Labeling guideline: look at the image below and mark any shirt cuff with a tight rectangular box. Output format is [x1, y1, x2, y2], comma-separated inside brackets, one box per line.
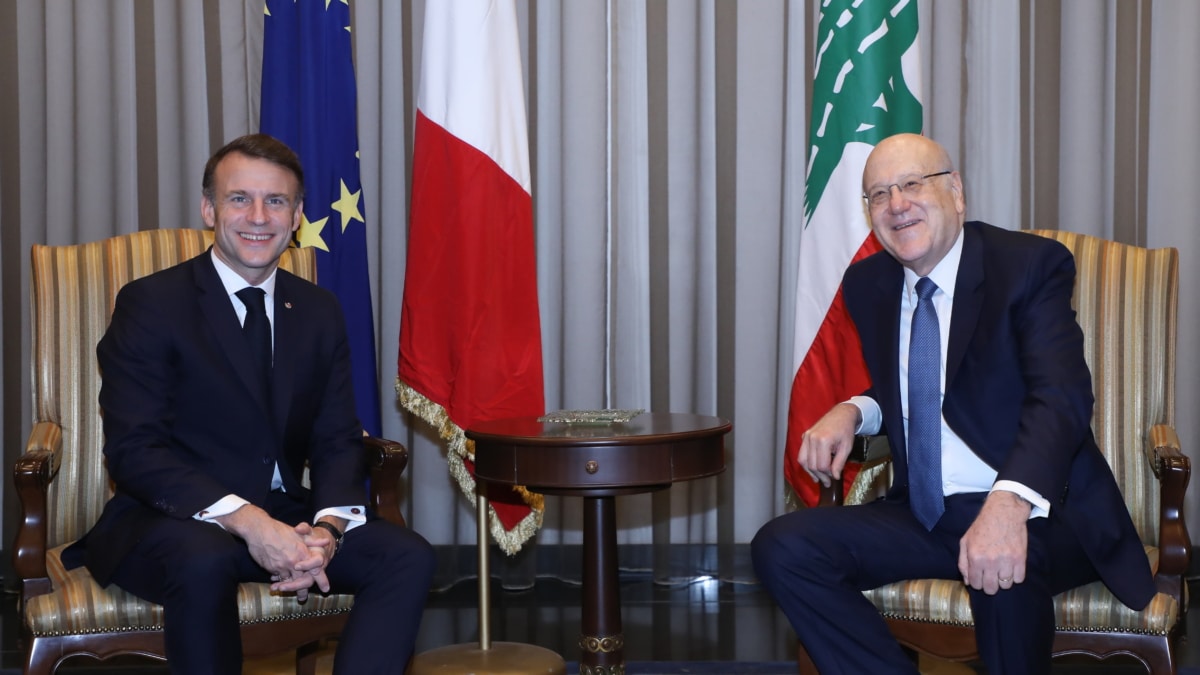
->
[315, 506, 368, 532]
[847, 396, 882, 436]
[194, 494, 250, 528]
[991, 480, 1050, 519]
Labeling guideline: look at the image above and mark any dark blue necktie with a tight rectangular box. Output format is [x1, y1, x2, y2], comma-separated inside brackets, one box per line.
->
[908, 277, 943, 530]
[235, 287, 272, 396]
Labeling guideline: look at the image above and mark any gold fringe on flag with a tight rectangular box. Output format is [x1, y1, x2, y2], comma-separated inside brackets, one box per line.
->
[395, 380, 544, 555]
[846, 461, 889, 505]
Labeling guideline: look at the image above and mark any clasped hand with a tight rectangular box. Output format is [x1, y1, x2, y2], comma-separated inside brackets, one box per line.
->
[217, 505, 336, 603]
[265, 521, 338, 602]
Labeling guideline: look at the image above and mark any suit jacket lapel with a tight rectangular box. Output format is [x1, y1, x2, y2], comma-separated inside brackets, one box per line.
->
[271, 271, 299, 433]
[192, 253, 272, 415]
[947, 224, 984, 387]
[870, 261, 907, 462]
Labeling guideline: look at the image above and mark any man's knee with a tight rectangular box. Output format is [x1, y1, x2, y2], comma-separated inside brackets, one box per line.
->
[387, 526, 436, 578]
[751, 517, 786, 572]
[752, 511, 824, 580]
[342, 521, 436, 581]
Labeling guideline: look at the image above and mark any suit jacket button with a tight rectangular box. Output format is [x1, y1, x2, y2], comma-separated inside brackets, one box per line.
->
[262, 456, 272, 464]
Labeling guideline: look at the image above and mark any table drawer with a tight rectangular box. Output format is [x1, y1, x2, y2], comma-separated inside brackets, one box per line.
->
[476, 442, 680, 489]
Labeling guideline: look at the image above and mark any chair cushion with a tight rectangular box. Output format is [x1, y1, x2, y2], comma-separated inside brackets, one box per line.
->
[25, 545, 354, 637]
[863, 546, 1176, 635]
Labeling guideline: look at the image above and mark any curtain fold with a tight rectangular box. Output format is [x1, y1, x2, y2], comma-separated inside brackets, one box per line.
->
[1, 0, 1196, 587]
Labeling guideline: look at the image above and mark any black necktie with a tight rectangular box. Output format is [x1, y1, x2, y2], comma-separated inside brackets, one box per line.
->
[235, 287, 272, 396]
[908, 277, 943, 530]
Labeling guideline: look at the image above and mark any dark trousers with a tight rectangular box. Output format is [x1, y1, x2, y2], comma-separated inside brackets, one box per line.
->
[751, 494, 1099, 675]
[107, 492, 435, 675]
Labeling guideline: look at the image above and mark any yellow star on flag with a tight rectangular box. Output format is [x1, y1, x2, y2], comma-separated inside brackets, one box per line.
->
[297, 213, 330, 251]
[331, 179, 364, 233]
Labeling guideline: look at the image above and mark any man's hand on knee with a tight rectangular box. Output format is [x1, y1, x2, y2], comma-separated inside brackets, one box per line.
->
[958, 491, 1032, 595]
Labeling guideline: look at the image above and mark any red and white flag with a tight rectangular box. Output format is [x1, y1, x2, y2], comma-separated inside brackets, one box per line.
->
[398, 0, 545, 553]
[785, 1, 923, 506]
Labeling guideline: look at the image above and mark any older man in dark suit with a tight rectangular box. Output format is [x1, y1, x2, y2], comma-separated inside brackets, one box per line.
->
[752, 133, 1153, 674]
[63, 134, 434, 674]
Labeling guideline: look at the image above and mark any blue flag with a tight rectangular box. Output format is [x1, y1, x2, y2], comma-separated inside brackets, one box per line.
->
[260, 0, 381, 435]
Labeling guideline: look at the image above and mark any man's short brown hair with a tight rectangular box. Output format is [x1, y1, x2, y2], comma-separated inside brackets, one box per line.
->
[201, 134, 305, 203]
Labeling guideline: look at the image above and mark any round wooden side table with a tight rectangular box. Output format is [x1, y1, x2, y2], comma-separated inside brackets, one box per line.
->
[469, 412, 731, 675]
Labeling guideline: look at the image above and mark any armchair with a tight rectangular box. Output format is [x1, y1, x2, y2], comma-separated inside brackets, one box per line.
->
[807, 229, 1189, 674]
[14, 229, 410, 674]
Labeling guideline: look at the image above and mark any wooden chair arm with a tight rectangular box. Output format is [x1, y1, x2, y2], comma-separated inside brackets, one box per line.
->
[817, 435, 892, 506]
[365, 436, 410, 527]
[1147, 424, 1190, 585]
[817, 483, 841, 506]
[12, 421, 64, 598]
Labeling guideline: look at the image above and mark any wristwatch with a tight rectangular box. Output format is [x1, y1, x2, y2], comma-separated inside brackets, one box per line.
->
[312, 521, 344, 554]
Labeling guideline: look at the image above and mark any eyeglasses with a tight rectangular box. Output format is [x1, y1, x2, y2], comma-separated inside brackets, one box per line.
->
[863, 171, 952, 208]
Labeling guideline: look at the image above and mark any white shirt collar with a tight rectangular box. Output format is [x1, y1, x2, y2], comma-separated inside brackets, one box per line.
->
[903, 225, 965, 300]
[210, 249, 278, 298]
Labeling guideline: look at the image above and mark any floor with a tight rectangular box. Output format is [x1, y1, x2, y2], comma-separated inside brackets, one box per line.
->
[4, 567, 1197, 674]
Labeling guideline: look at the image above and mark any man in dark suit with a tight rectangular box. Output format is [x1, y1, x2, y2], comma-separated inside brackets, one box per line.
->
[752, 133, 1154, 674]
[62, 134, 435, 674]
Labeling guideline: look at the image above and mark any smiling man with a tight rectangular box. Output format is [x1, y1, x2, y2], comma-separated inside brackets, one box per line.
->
[752, 133, 1153, 674]
[201, 143, 304, 286]
[62, 134, 435, 674]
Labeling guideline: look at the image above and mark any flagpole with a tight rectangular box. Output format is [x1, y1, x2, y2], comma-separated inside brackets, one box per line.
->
[408, 493, 566, 675]
[477, 493, 492, 650]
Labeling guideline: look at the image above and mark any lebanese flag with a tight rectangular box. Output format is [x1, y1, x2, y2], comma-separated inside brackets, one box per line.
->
[784, 2, 923, 506]
[398, 0, 545, 554]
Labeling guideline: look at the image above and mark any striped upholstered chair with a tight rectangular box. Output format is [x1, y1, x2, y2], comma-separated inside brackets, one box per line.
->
[14, 229, 410, 674]
[809, 229, 1189, 674]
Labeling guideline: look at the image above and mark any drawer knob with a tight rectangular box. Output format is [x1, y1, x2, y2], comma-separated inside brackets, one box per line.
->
[585, 460, 599, 474]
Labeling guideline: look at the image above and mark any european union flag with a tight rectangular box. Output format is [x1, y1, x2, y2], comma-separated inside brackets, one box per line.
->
[260, 0, 380, 435]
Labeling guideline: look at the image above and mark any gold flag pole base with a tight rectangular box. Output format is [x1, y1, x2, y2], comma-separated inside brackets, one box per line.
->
[408, 494, 566, 675]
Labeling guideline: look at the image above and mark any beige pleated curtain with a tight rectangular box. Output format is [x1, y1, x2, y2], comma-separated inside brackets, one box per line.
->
[1, 0, 1197, 595]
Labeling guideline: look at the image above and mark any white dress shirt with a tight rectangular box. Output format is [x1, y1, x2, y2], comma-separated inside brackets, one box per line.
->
[849, 230, 1050, 518]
